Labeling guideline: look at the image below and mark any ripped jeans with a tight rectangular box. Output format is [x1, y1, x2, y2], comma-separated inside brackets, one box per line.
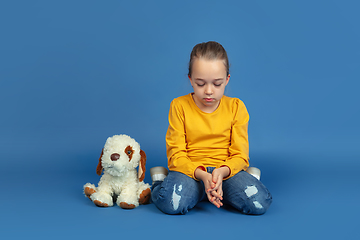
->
[151, 167, 272, 215]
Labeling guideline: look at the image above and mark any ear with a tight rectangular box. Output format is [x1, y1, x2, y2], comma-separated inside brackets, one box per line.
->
[188, 75, 193, 87]
[96, 149, 104, 176]
[138, 149, 146, 182]
[225, 74, 230, 86]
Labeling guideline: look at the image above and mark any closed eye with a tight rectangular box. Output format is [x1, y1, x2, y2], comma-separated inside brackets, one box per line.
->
[194, 78, 224, 87]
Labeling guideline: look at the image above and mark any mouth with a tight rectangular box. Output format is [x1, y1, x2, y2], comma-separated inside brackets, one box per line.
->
[204, 98, 214, 102]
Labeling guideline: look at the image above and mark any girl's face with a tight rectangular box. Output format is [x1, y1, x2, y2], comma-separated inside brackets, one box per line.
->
[189, 58, 230, 113]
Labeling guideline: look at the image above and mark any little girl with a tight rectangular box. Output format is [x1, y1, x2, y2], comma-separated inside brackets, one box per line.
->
[151, 41, 272, 215]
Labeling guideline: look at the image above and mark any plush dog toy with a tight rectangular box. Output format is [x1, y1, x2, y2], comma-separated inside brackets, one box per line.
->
[83, 134, 151, 209]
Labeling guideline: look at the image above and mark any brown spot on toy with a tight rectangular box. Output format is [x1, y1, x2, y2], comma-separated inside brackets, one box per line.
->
[84, 187, 96, 200]
[94, 200, 109, 207]
[139, 188, 151, 205]
[120, 202, 135, 209]
[138, 150, 147, 181]
[124, 146, 134, 161]
[111, 153, 120, 161]
[96, 149, 104, 176]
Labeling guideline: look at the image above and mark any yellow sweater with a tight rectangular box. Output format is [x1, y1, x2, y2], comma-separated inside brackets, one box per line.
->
[166, 93, 250, 180]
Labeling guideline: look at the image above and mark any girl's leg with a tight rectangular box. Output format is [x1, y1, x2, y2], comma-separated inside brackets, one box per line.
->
[222, 170, 272, 215]
[151, 171, 205, 215]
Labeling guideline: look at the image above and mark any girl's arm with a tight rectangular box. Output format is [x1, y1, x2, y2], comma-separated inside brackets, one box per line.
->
[166, 99, 206, 179]
[221, 99, 250, 179]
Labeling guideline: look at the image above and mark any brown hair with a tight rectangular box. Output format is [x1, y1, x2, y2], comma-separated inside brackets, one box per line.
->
[188, 41, 229, 77]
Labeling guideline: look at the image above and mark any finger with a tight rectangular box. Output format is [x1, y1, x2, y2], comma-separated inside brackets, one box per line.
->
[212, 180, 221, 191]
[210, 197, 221, 208]
[206, 192, 214, 202]
[209, 193, 221, 206]
[205, 179, 215, 192]
[212, 173, 218, 183]
[214, 175, 224, 188]
[209, 183, 219, 192]
[212, 170, 221, 182]
[217, 184, 223, 197]
[209, 191, 221, 198]
[207, 183, 217, 192]
[209, 189, 223, 200]
[213, 197, 223, 208]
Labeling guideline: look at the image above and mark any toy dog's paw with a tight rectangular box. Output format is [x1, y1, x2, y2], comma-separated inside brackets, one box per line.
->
[84, 187, 96, 200]
[91, 192, 113, 207]
[83, 183, 96, 200]
[120, 202, 136, 209]
[139, 188, 151, 205]
[94, 200, 110, 207]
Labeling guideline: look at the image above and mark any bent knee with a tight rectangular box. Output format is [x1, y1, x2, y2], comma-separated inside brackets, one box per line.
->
[246, 200, 270, 215]
[151, 185, 192, 215]
[244, 190, 272, 215]
[228, 185, 272, 215]
[152, 195, 190, 215]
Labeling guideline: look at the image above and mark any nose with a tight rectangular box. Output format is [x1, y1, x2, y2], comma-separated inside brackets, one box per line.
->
[111, 153, 120, 161]
[205, 84, 213, 95]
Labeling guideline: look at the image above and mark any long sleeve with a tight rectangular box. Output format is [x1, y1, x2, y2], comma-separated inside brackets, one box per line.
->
[219, 99, 250, 179]
[166, 99, 206, 179]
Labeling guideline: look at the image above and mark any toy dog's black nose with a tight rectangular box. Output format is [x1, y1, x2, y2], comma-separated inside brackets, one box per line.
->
[111, 153, 120, 161]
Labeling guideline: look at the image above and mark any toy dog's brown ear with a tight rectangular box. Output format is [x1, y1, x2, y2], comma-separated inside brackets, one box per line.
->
[138, 149, 146, 182]
[96, 149, 104, 176]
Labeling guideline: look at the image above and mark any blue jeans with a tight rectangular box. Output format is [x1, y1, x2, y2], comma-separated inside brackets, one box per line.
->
[151, 167, 272, 215]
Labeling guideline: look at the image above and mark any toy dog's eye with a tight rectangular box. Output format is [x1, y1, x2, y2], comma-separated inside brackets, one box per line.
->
[124, 145, 134, 161]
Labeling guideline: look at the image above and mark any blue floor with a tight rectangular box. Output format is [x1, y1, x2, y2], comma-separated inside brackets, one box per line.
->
[1, 132, 359, 239]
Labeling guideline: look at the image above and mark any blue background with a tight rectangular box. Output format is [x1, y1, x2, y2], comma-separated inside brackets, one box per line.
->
[1, 0, 359, 239]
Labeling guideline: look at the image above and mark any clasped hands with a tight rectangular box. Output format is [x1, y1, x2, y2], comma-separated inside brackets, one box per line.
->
[195, 166, 230, 208]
